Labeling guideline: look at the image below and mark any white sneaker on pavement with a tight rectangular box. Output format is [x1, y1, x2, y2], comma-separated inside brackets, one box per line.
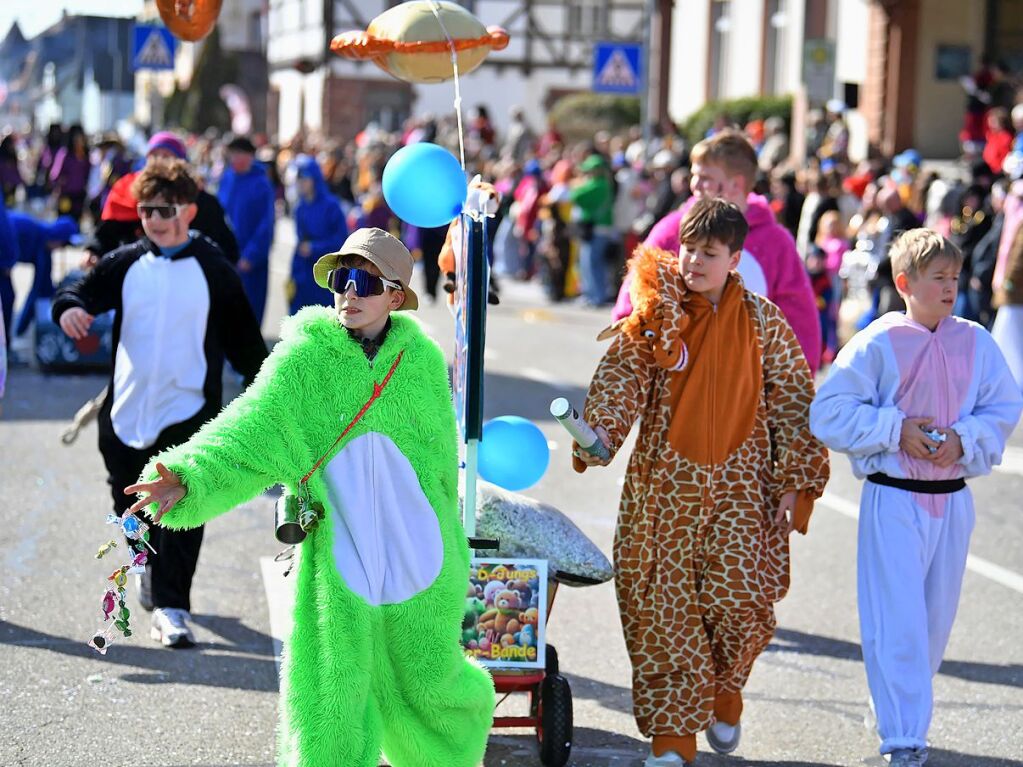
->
[706, 719, 742, 754]
[643, 750, 692, 767]
[151, 607, 196, 648]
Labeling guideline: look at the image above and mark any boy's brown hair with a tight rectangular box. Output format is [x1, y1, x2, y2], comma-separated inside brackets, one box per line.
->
[131, 157, 200, 204]
[340, 254, 379, 274]
[890, 229, 963, 279]
[689, 129, 758, 189]
[678, 197, 749, 254]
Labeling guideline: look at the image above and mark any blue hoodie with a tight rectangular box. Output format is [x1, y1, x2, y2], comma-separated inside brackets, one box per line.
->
[9, 213, 78, 335]
[0, 197, 21, 343]
[290, 155, 348, 314]
[218, 161, 275, 323]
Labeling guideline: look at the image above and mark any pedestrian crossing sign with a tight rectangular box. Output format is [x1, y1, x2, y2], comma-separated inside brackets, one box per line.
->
[592, 42, 643, 95]
[133, 25, 177, 71]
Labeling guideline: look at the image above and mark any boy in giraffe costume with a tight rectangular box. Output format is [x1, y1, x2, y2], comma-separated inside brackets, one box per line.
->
[574, 198, 829, 766]
[126, 228, 495, 766]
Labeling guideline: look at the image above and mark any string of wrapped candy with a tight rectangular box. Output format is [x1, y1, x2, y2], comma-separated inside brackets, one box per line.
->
[89, 514, 156, 654]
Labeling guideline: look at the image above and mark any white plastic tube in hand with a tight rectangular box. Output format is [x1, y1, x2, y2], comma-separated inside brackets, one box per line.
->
[550, 397, 611, 461]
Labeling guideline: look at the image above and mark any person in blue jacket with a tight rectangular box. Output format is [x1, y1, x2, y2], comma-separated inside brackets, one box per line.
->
[0, 195, 21, 347]
[218, 136, 275, 325]
[289, 155, 348, 314]
[8, 213, 78, 337]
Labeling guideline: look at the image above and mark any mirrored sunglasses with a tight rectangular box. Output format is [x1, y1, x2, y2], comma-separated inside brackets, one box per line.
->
[327, 266, 402, 297]
[137, 203, 187, 220]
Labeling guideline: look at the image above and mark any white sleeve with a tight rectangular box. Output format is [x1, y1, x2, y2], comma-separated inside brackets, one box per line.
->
[952, 331, 1023, 476]
[810, 336, 904, 458]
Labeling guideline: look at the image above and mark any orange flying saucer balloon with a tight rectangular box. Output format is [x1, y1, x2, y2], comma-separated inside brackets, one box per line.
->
[331, 0, 510, 84]
[157, 0, 223, 42]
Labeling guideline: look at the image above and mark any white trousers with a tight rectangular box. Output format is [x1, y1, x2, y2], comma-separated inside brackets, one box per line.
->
[857, 481, 974, 754]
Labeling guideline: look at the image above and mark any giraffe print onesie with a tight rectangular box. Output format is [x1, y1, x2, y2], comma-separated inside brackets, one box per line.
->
[576, 246, 830, 739]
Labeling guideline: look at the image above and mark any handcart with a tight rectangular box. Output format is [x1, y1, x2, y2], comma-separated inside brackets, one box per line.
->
[454, 206, 611, 767]
[465, 483, 611, 767]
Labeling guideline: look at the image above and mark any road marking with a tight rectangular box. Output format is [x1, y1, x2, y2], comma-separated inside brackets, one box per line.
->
[993, 445, 1023, 477]
[260, 555, 295, 679]
[818, 492, 1023, 595]
[520, 366, 575, 392]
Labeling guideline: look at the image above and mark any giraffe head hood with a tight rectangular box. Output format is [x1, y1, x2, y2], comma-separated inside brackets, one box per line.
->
[598, 245, 689, 371]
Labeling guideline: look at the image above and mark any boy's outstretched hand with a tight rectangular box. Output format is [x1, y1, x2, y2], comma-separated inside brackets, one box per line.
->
[774, 490, 797, 535]
[124, 462, 186, 524]
[900, 416, 941, 459]
[573, 426, 612, 467]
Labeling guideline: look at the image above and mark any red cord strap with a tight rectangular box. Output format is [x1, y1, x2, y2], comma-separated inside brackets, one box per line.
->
[300, 350, 404, 486]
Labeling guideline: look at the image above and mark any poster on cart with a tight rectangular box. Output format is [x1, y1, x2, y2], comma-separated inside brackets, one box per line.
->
[462, 558, 547, 669]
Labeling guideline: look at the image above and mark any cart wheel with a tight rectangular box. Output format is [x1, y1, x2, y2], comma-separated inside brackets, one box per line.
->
[537, 673, 572, 767]
[544, 644, 559, 676]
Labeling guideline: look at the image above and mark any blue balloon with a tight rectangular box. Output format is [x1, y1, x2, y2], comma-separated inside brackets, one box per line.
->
[382, 142, 467, 228]
[478, 416, 550, 491]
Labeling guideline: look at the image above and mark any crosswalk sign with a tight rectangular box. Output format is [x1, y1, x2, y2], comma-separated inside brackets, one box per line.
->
[133, 25, 177, 71]
[593, 42, 643, 95]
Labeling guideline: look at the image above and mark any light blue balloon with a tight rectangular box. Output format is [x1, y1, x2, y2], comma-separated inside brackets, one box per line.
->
[478, 416, 550, 491]
[382, 142, 467, 228]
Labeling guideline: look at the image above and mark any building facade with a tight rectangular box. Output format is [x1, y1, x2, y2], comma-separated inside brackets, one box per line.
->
[266, 0, 647, 144]
[663, 0, 1023, 160]
[0, 15, 135, 133]
[134, 0, 268, 132]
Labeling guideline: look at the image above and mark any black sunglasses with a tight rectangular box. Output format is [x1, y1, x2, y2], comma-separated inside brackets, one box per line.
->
[327, 266, 402, 297]
[137, 203, 186, 220]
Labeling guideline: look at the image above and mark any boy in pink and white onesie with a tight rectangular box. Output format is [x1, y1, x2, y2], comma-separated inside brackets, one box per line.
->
[810, 230, 1022, 766]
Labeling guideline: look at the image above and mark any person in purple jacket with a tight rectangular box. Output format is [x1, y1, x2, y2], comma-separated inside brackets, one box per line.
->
[612, 130, 822, 373]
[50, 124, 91, 223]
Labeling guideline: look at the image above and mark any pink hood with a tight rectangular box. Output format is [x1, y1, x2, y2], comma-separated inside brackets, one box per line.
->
[611, 193, 821, 372]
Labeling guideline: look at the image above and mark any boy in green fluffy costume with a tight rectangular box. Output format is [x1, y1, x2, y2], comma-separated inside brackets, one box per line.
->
[126, 227, 495, 766]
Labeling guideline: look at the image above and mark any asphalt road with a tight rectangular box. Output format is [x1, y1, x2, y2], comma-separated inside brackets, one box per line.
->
[2, 222, 1021, 767]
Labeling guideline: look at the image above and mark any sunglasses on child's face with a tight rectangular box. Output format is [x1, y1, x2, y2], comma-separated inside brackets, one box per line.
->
[137, 203, 187, 220]
[327, 267, 401, 297]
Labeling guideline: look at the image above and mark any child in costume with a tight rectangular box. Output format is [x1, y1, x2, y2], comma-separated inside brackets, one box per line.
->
[125, 227, 495, 767]
[53, 158, 267, 647]
[575, 198, 830, 766]
[810, 230, 1023, 767]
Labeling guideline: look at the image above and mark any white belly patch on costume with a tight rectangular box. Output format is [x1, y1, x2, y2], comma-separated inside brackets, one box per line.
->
[323, 432, 444, 605]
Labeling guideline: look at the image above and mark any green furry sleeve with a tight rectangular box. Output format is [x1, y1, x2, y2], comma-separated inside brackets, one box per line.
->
[140, 315, 321, 530]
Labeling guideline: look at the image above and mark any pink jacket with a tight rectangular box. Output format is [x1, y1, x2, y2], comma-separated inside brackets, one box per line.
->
[611, 193, 821, 372]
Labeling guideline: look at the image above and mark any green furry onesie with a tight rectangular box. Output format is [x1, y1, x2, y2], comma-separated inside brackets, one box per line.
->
[142, 307, 496, 767]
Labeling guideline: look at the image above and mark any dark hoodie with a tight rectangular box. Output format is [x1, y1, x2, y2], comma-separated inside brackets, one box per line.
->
[290, 155, 349, 314]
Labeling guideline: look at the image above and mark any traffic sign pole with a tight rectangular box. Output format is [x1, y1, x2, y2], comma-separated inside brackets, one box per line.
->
[641, 0, 653, 154]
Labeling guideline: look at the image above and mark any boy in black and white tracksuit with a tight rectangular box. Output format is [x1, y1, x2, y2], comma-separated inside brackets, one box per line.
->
[53, 158, 267, 647]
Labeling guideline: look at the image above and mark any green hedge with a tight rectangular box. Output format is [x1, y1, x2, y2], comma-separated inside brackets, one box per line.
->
[680, 95, 793, 146]
[548, 94, 641, 143]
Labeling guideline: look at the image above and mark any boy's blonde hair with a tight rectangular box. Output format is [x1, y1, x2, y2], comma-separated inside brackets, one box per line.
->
[689, 130, 758, 190]
[889, 229, 963, 279]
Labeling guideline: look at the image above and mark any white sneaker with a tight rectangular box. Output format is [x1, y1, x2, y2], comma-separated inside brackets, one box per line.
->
[150, 607, 196, 648]
[706, 719, 742, 754]
[643, 750, 691, 767]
